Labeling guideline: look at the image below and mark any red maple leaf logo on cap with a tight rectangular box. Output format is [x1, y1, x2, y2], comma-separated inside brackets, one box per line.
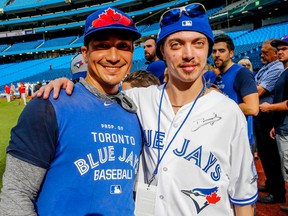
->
[92, 8, 132, 28]
[206, 192, 221, 204]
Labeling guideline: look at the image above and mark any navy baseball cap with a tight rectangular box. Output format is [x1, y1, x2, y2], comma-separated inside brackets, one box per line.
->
[70, 53, 87, 81]
[271, 36, 288, 48]
[156, 3, 214, 60]
[84, 7, 141, 44]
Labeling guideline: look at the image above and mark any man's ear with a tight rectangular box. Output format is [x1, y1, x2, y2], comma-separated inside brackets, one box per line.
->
[229, 50, 234, 59]
[81, 46, 88, 63]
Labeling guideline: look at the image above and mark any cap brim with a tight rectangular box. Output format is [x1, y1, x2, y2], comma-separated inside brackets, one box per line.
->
[72, 72, 87, 81]
[84, 26, 141, 43]
[271, 40, 288, 47]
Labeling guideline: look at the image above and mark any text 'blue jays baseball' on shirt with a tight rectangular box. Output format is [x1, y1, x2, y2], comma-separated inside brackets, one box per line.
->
[8, 83, 142, 216]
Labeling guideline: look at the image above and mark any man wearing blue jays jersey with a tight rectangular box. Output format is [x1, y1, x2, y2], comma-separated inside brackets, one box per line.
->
[0, 7, 143, 216]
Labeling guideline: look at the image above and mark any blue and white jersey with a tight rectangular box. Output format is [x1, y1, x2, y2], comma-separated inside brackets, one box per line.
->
[8, 83, 142, 216]
[126, 85, 258, 216]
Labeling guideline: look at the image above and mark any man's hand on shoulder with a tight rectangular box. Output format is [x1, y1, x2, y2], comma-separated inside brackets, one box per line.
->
[32, 78, 74, 99]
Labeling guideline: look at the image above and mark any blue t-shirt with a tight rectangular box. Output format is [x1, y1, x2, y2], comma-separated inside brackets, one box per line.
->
[215, 64, 257, 145]
[146, 60, 166, 84]
[204, 70, 217, 85]
[7, 83, 143, 216]
[215, 64, 257, 103]
[273, 68, 288, 136]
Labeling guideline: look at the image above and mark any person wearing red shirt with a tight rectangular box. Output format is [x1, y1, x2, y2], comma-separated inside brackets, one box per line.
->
[18, 82, 27, 105]
[4, 84, 11, 102]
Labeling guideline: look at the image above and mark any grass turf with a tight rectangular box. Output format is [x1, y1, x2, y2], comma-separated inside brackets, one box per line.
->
[0, 98, 29, 187]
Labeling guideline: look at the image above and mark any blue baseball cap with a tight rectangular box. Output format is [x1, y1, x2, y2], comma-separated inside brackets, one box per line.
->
[271, 36, 288, 48]
[84, 7, 141, 44]
[156, 4, 214, 60]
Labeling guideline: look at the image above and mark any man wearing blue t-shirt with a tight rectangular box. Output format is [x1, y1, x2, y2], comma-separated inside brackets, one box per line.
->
[212, 34, 259, 149]
[0, 7, 143, 216]
[144, 37, 166, 84]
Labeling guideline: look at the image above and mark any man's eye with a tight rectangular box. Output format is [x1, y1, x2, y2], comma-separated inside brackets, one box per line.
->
[195, 41, 204, 46]
[118, 43, 132, 50]
[171, 42, 180, 48]
[96, 44, 107, 48]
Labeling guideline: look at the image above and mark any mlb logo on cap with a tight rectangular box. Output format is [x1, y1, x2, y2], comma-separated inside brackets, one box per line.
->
[182, 20, 192, 26]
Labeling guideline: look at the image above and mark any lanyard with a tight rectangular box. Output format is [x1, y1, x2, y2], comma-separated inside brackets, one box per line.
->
[148, 77, 206, 186]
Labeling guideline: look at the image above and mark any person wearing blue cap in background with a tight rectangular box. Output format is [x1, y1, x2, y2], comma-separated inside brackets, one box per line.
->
[70, 53, 87, 81]
[0, 7, 142, 216]
[34, 3, 257, 215]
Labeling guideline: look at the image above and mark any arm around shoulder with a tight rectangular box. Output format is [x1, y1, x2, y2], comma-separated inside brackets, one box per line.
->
[34, 77, 74, 99]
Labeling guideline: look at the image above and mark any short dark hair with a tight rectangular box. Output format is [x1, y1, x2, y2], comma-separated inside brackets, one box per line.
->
[214, 34, 235, 51]
[145, 37, 157, 43]
[123, 70, 160, 88]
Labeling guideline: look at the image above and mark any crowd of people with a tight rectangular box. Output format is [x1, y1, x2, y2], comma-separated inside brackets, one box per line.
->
[2, 81, 44, 105]
[0, 3, 287, 216]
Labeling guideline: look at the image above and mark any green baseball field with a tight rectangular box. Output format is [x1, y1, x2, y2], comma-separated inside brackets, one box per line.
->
[0, 98, 29, 187]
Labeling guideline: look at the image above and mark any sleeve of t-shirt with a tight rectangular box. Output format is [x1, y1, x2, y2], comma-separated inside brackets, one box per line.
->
[146, 61, 166, 83]
[234, 68, 258, 98]
[258, 63, 283, 92]
[7, 97, 58, 169]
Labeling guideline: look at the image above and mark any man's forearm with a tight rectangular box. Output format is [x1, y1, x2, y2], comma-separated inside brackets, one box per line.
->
[234, 204, 254, 216]
[0, 154, 47, 216]
[260, 101, 288, 113]
[269, 101, 288, 112]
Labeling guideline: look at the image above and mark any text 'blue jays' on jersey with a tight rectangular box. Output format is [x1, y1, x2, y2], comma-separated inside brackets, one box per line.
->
[126, 85, 258, 216]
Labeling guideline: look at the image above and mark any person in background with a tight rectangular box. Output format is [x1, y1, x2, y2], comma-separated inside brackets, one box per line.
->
[238, 58, 254, 74]
[34, 81, 42, 92]
[121, 70, 160, 90]
[4, 84, 10, 102]
[18, 82, 27, 105]
[0, 7, 142, 216]
[34, 3, 257, 215]
[259, 36, 288, 212]
[254, 39, 286, 204]
[212, 34, 259, 117]
[10, 83, 16, 100]
[70, 53, 87, 82]
[144, 37, 166, 84]
[212, 34, 259, 167]
[238, 57, 258, 158]
[203, 63, 217, 84]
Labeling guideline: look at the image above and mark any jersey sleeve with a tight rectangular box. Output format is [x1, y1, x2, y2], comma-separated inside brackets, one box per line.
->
[7, 97, 58, 169]
[234, 68, 257, 98]
[228, 112, 258, 205]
